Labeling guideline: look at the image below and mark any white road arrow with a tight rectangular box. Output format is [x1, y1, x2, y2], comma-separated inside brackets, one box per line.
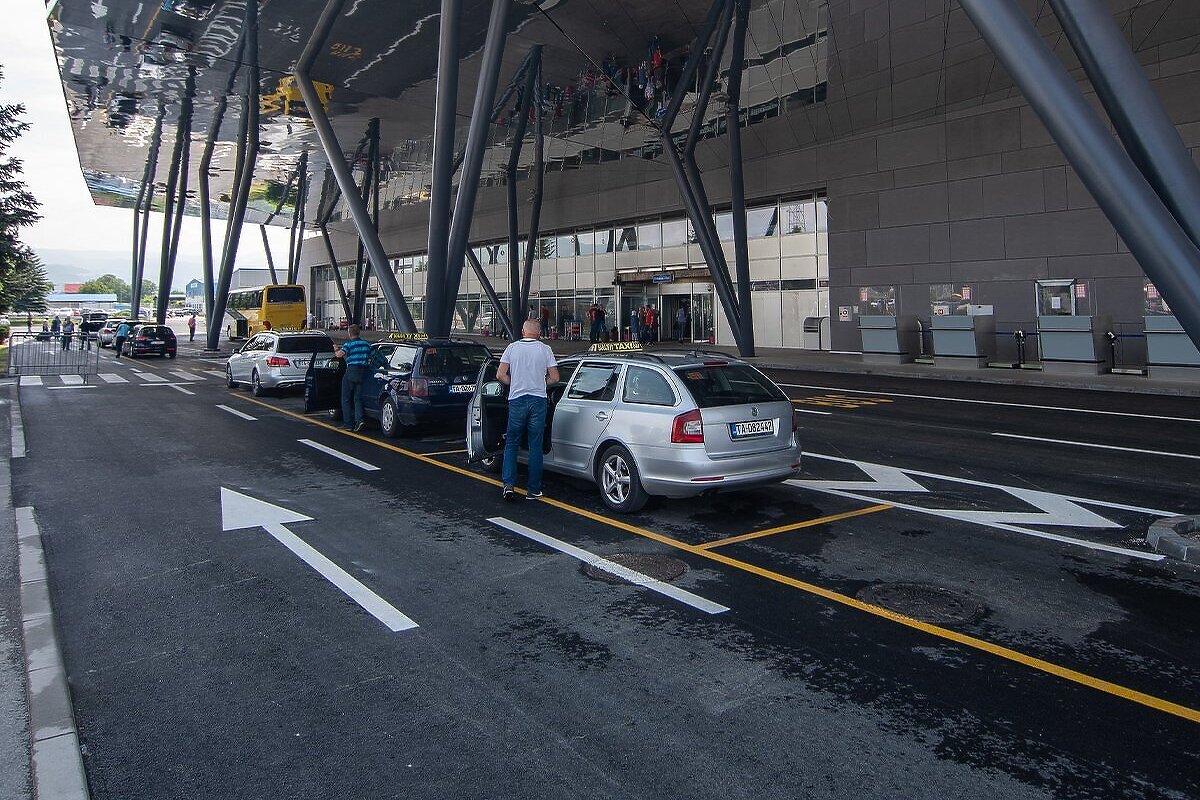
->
[220, 488, 418, 632]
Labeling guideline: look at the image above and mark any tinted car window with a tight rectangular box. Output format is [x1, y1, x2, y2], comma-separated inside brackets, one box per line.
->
[673, 364, 787, 408]
[419, 346, 490, 377]
[567, 363, 621, 401]
[276, 335, 334, 354]
[622, 366, 676, 406]
[266, 286, 304, 304]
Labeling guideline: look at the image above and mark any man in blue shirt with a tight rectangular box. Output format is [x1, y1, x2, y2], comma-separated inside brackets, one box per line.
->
[333, 325, 373, 431]
[113, 320, 132, 358]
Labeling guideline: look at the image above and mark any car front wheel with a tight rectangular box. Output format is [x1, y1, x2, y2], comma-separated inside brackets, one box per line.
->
[251, 369, 267, 397]
[379, 397, 400, 438]
[226, 365, 238, 389]
[596, 444, 648, 513]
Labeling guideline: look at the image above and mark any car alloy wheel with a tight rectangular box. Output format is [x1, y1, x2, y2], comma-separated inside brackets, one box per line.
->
[226, 365, 237, 389]
[598, 444, 648, 513]
[380, 397, 399, 438]
[251, 370, 266, 397]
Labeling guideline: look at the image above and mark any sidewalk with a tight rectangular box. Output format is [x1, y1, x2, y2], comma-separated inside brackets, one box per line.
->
[311, 330, 1200, 398]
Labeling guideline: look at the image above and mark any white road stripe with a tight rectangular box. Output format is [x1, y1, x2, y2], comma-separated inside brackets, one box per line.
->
[299, 439, 381, 471]
[136, 372, 167, 383]
[203, 370, 227, 378]
[262, 522, 418, 632]
[216, 404, 257, 421]
[488, 517, 730, 615]
[19, 376, 42, 387]
[778, 382, 1200, 424]
[170, 370, 199, 381]
[791, 407, 834, 416]
[98, 373, 128, 383]
[59, 375, 84, 386]
[992, 432, 1200, 461]
[47, 386, 97, 391]
[169, 384, 195, 395]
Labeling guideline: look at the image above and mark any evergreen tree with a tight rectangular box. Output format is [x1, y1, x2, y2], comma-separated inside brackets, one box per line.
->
[0, 65, 46, 313]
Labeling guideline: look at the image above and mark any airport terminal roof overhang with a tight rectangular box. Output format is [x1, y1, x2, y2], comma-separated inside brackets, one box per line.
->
[49, 0, 831, 230]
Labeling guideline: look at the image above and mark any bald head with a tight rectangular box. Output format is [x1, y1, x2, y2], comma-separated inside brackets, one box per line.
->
[522, 319, 541, 339]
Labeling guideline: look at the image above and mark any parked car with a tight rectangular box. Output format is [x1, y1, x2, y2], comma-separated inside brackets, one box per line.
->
[466, 348, 802, 512]
[97, 318, 128, 347]
[227, 330, 335, 396]
[122, 324, 178, 358]
[79, 312, 108, 336]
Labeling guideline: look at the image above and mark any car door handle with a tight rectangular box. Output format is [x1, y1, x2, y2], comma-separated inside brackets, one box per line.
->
[595, 411, 610, 421]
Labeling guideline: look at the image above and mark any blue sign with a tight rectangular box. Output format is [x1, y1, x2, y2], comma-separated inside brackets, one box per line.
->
[651, 273, 674, 284]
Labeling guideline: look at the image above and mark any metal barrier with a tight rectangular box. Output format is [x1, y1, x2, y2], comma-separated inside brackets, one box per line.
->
[7, 332, 101, 379]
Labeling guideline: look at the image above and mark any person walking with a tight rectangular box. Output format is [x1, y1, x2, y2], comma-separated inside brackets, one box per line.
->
[540, 304, 551, 338]
[629, 306, 640, 342]
[592, 302, 606, 343]
[61, 317, 74, 351]
[333, 324, 372, 432]
[50, 316, 61, 338]
[113, 319, 131, 358]
[676, 304, 688, 343]
[497, 319, 559, 501]
[188, 313, 197, 342]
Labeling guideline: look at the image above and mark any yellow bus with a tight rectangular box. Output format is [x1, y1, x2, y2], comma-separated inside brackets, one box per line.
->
[225, 284, 307, 338]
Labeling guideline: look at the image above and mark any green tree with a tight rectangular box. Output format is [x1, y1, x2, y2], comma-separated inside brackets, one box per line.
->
[0, 66, 46, 313]
[141, 279, 157, 303]
[79, 274, 132, 303]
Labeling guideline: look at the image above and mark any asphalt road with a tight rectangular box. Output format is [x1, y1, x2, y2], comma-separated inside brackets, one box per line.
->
[10, 344, 1200, 799]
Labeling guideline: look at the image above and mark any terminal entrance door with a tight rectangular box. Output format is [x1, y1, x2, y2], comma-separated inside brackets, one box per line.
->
[690, 291, 714, 344]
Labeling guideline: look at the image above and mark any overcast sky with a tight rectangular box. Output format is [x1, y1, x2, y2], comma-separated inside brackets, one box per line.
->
[0, 2, 291, 291]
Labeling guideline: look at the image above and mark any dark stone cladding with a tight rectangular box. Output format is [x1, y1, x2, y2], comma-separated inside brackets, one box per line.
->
[305, 0, 1200, 358]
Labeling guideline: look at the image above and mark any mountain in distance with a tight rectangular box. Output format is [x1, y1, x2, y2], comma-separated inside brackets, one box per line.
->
[37, 248, 206, 291]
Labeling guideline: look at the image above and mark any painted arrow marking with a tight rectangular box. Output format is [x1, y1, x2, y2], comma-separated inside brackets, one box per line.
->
[220, 488, 418, 632]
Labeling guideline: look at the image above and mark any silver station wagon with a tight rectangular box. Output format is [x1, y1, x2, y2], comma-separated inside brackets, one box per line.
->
[466, 348, 802, 512]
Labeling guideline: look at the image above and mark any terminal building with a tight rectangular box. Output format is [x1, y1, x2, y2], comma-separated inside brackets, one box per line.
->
[49, 0, 1200, 372]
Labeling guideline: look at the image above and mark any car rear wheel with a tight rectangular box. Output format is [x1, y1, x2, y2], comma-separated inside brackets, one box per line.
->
[379, 397, 400, 438]
[226, 365, 237, 389]
[251, 369, 268, 397]
[597, 444, 648, 513]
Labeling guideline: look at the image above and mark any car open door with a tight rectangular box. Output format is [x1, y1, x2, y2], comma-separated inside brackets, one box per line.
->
[466, 359, 507, 462]
[304, 353, 343, 414]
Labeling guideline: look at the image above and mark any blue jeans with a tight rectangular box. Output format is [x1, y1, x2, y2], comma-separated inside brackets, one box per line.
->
[341, 365, 367, 425]
[502, 394, 547, 493]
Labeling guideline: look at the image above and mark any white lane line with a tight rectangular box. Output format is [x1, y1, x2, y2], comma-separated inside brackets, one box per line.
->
[203, 370, 227, 378]
[792, 407, 834, 416]
[59, 375, 84, 386]
[19, 376, 42, 387]
[98, 373, 128, 383]
[169, 384, 195, 395]
[298, 439, 381, 471]
[11, 388, 25, 458]
[170, 370, 199, 381]
[136, 372, 167, 383]
[262, 521, 418, 632]
[992, 432, 1200, 461]
[46, 386, 97, 391]
[778, 383, 1200, 424]
[217, 404, 257, 421]
[488, 517, 730, 615]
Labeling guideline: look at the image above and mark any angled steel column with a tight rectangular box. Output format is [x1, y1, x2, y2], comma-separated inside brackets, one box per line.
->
[157, 82, 194, 324]
[165, 71, 195, 293]
[519, 62, 545, 313]
[133, 108, 165, 322]
[286, 151, 309, 283]
[260, 225, 279, 283]
[506, 47, 540, 333]
[131, 110, 161, 318]
[320, 225, 354, 322]
[423, 0, 464, 335]
[725, 0, 754, 356]
[289, 163, 309, 284]
[466, 248, 515, 339]
[1049, 0, 1200, 251]
[294, 0, 415, 332]
[441, 0, 513, 334]
[207, 0, 261, 350]
[959, 0, 1200, 349]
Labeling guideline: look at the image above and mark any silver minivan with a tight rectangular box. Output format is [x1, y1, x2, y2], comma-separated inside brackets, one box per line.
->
[466, 350, 801, 512]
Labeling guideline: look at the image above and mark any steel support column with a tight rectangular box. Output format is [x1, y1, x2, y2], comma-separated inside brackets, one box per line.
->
[1049, 0, 1200, 252]
[959, 0, 1200, 352]
[294, 0, 415, 333]
[320, 225, 354, 323]
[423, 0, 464, 335]
[286, 151, 309, 284]
[466, 248, 514, 339]
[207, 0, 260, 350]
[519, 62, 545, 314]
[288, 163, 308, 284]
[133, 109, 165, 322]
[440, 0, 513, 335]
[506, 47, 541, 333]
[726, 0, 754, 356]
[157, 79, 194, 324]
[260, 225, 279, 283]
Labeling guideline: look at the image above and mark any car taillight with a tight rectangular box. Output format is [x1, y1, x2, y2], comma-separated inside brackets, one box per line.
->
[266, 356, 289, 367]
[671, 409, 704, 444]
[409, 377, 429, 398]
[135, 336, 147, 341]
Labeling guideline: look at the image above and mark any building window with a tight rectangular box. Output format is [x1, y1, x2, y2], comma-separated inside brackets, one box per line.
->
[662, 219, 688, 248]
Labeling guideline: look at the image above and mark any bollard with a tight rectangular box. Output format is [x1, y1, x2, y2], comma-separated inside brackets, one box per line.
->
[1014, 330, 1026, 367]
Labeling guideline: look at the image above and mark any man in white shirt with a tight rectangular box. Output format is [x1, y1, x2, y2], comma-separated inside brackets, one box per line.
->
[497, 319, 559, 501]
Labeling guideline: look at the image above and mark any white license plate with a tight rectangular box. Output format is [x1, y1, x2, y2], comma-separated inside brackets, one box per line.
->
[730, 420, 774, 439]
[448, 384, 474, 394]
[294, 359, 309, 368]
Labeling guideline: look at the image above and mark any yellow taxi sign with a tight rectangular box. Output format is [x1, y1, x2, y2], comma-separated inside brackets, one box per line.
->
[587, 341, 643, 353]
[385, 332, 429, 342]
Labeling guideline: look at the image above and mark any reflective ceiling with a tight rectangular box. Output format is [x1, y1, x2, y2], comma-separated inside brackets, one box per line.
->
[50, 0, 828, 228]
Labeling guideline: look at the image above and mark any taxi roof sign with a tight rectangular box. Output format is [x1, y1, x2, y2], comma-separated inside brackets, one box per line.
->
[384, 332, 430, 342]
[586, 341, 643, 353]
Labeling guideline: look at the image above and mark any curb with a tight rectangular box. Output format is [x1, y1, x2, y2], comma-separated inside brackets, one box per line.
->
[17, 507, 90, 800]
[1146, 516, 1200, 564]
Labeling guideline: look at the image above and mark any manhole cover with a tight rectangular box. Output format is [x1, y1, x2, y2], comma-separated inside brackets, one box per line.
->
[583, 553, 688, 585]
[856, 582, 985, 624]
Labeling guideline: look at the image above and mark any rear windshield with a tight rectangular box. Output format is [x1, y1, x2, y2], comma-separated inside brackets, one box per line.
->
[266, 286, 304, 304]
[673, 364, 787, 408]
[277, 335, 334, 354]
[419, 346, 491, 377]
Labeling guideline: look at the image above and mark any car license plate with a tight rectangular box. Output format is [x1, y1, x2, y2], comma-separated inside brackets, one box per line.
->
[294, 359, 309, 368]
[449, 384, 474, 394]
[730, 420, 774, 439]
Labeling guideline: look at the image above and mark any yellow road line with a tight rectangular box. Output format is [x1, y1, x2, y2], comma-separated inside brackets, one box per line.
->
[228, 392, 1200, 725]
[423, 448, 468, 456]
[697, 504, 893, 550]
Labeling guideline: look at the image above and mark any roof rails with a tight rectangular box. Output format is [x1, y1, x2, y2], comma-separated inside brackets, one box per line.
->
[570, 348, 742, 365]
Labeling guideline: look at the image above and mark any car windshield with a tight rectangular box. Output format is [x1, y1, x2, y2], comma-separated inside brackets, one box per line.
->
[277, 335, 334, 354]
[673, 364, 787, 408]
[420, 346, 490, 377]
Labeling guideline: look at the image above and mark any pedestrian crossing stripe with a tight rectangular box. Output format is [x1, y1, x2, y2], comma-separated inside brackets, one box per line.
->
[19, 376, 42, 387]
[60, 375, 84, 386]
[99, 374, 128, 383]
[170, 370, 200, 381]
[138, 372, 168, 383]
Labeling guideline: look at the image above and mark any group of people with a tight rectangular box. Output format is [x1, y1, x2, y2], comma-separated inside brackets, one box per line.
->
[586, 302, 609, 343]
[629, 305, 660, 345]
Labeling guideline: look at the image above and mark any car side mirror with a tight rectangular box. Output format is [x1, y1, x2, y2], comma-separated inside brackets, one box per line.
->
[483, 380, 504, 397]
